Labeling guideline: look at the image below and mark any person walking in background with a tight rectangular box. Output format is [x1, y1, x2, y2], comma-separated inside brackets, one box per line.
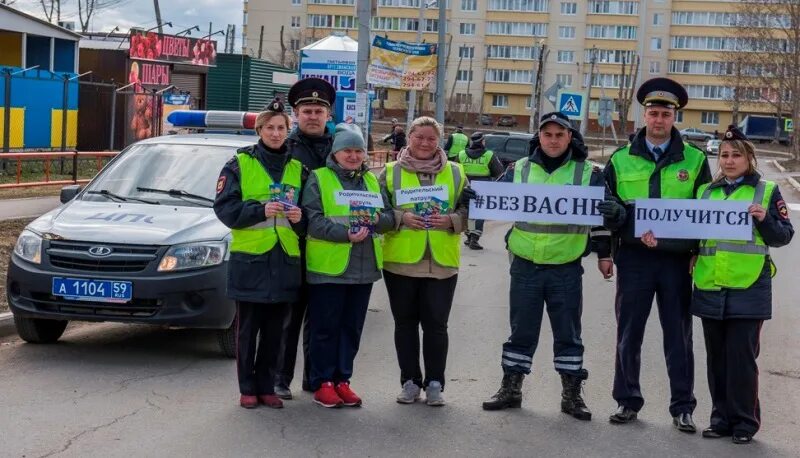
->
[444, 123, 469, 160]
[302, 123, 395, 408]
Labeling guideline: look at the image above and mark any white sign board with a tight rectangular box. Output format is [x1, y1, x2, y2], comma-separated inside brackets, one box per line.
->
[469, 181, 604, 225]
[634, 199, 752, 240]
[395, 185, 449, 206]
[355, 92, 369, 123]
[335, 191, 384, 208]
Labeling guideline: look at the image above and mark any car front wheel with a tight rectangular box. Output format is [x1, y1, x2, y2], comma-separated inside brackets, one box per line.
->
[14, 316, 68, 343]
[216, 321, 236, 358]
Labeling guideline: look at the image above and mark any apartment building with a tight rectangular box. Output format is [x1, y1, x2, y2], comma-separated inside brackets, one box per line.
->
[243, 0, 782, 132]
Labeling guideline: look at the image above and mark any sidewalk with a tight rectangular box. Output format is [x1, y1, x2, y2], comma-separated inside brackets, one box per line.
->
[0, 196, 61, 220]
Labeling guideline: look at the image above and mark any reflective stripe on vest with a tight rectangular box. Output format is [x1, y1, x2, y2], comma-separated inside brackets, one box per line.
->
[230, 154, 302, 256]
[305, 167, 383, 276]
[693, 179, 775, 290]
[383, 161, 465, 268]
[507, 156, 592, 264]
[448, 132, 469, 158]
[458, 149, 494, 177]
[610, 143, 706, 204]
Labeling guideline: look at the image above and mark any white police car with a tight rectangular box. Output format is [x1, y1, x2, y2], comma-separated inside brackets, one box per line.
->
[7, 111, 260, 357]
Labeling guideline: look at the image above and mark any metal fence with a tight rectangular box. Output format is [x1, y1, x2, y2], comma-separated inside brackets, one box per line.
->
[0, 151, 118, 188]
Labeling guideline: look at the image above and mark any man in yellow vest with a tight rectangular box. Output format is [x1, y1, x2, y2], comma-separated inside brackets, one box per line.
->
[605, 77, 712, 432]
[482, 112, 626, 421]
[444, 124, 469, 160]
[456, 131, 505, 250]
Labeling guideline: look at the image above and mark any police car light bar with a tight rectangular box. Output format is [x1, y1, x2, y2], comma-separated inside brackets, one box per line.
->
[166, 110, 260, 130]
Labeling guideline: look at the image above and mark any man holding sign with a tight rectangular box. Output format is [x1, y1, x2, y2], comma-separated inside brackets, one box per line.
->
[604, 77, 711, 432]
[481, 112, 626, 421]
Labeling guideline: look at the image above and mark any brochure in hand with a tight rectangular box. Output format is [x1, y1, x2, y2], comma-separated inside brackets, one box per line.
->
[269, 183, 299, 211]
[414, 197, 449, 229]
[349, 204, 378, 234]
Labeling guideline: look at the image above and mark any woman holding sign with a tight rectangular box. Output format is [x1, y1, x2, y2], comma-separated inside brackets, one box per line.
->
[213, 99, 304, 409]
[379, 116, 471, 406]
[642, 125, 793, 444]
[302, 123, 395, 408]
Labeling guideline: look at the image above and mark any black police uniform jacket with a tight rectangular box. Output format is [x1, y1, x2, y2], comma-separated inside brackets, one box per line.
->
[213, 140, 307, 304]
[691, 173, 794, 321]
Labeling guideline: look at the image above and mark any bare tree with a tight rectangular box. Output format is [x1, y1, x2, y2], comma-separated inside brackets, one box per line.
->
[77, 0, 126, 33]
[39, 0, 59, 23]
[616, 54, 639, 135]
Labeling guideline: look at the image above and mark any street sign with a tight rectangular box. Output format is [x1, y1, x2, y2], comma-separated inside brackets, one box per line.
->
[598, 111, 613, 128]
[785, 118, 794, 132]
[598, 97, 613, 128]
[544, 82, 564, 108]
[557, 90, 587, 120]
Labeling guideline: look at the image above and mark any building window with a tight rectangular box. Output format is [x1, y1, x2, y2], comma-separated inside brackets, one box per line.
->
[290, 39, 301, 51]
[651, 37, 662, 51]
[557, 50, 574, 63]
[701, 112, 719, 125]
[458, 46, 475, 58]
[675, 111, 684, 123]
[486, 45, 540, 60]
[292, 0, 301, 5]
[649, 61, 660, 74]
[308, 14, 357, 29]
[492, 95, 509, 108]
[556, 74, 573, 87]
[558, 26, 576, 39]
[455, 93, 473, 106]
[525, 95, 532, 109]
[461, 0, 477, 11]
[291, 16, 301, 28]
[486, 69, 533, 83]
[459, 23, 476, 35]
[457, 70, 473, 81]
[560, 2, 577, 15]
[589, 48, 636, 64]
[488, 0, 549, 12]
[424, 19, 439, 32]
[653, 13, 664, 25]
[588, 1, 638, 15]
[586, 24, 637, 40]
[486, 22, 548, 37]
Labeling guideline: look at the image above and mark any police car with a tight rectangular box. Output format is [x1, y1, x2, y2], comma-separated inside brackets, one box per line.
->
[7, 111, 261, 357]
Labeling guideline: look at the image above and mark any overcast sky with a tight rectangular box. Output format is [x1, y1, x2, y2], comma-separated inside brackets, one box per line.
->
[13, 0, 242, 48]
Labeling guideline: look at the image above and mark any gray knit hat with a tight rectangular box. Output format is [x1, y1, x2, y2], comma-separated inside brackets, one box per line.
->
[331, 123, 366, 154]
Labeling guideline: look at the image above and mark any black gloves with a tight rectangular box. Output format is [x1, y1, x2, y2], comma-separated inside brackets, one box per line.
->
[598, 200, 624, 220]
[459, 186, 478, 207]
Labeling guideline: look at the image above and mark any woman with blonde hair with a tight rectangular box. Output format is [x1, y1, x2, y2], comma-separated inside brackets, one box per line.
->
[379, 116, 473, 406]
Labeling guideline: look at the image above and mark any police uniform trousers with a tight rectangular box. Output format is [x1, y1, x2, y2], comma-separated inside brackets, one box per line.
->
[612, 244, 697, 416]
[702, 318, 763, 436]
[236, 301, 290, 396]
[275, 258, 311, 389]
[501, 256, 585, 376]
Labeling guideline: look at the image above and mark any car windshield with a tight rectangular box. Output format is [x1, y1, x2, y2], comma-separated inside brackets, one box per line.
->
[82, 142, 235, 207]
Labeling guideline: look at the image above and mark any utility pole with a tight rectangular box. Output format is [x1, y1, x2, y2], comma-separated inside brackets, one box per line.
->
[580, 46, 597, 136]
[528, 40, 543, 133]
[355, 0, 371, 137]
[435, 0, 446, 124]
[153, 0, 163, 34]
[406, 2, 427, 131]
[258, 25, 264, 59]
[531, 43, 547, 132]
[462, 55, 473, 125]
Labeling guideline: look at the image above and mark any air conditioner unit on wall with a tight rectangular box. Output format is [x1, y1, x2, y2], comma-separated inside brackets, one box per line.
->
[58, 21, 76, 31]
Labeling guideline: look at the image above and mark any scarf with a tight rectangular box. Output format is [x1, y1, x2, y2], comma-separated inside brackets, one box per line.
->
[396, 146, 448, 174]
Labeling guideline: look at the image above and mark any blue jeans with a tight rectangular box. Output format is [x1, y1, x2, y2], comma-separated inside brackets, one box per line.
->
[502, 256, 585, 377]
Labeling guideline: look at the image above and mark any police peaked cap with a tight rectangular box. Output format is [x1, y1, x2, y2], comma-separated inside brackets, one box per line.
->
[538, 111, 573, 130]
[723, 124, 748, 141]
[636, 77, 688, 110]
[470, 131, 484, 142]
[288, 77, 336, 108]
[266, 97, 285, 113]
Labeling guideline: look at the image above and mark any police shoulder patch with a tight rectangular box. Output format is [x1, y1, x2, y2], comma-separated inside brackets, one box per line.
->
[216, 175, 226, 194]
[776, 199, 789, 220]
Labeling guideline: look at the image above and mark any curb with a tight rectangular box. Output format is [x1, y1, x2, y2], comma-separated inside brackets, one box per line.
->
[768, 159, 800, 193]
[0, 312, 16, 338]
[770, 159, 787, 173]
[787, 176, 800, 194]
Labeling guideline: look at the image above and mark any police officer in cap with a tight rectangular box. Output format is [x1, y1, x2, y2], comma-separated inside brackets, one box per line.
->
[456, 131, 504, 250]
[444, 123, 469, 160]
[605, 77, 712, 431]
[482, 112, 626, 419]
[274, 77, 337, 399]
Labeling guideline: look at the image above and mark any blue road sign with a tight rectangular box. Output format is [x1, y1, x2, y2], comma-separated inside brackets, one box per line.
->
[557, 91, 587, 120]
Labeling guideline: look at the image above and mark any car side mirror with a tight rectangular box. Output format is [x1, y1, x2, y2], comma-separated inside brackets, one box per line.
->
[60, 184, 81, 203]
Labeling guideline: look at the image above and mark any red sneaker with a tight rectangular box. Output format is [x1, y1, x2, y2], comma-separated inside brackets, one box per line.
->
[335, 382, 362, 407]
[258, 394, 284, 409]
[314, 382, 343, 408]
[240, 395, 258, 409]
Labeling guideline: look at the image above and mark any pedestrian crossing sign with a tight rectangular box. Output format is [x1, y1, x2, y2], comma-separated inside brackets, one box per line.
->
[557, 91, 587, 120]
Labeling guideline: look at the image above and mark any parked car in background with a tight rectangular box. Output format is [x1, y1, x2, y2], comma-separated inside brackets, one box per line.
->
[705, 139, 721, 155]
[738, 115, 791, 144]
[477, 114, 493, 126]
[679, 127, 715, 142]
[496, 115, 518, 127]
[484, 132, 534, 167]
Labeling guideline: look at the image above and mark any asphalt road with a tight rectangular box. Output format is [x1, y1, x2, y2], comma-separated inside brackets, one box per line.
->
[0, 196, 61, 220]
[1, 216, 799, 457]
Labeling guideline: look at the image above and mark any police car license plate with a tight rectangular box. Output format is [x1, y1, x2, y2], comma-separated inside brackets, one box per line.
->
[52, 277, 133, 303]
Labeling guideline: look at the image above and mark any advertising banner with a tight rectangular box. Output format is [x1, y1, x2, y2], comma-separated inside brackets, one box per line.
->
[127, 60, 170, 88]
[299, 49, 357, 94]
[634, 199, 752, 240]
[161, 93, 192, 134]
[367, 36, 437, 90]
[129, 29, 217, 66]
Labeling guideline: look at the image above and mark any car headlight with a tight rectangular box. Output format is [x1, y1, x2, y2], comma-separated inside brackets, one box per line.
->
[14, 230, 43, 264]
[158, 241, 227, 272]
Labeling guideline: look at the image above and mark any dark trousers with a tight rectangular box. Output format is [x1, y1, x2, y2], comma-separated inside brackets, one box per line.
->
[612, 246, 697, 416]
[236, 301, 289, 396]
[384, 270, 457, 389]
[502, 256, 585, 377]
[467, 219, 485, 238]
[307, 283, 373, 391]
[702, 318, 763, 436]
[275, 296, 310, 389]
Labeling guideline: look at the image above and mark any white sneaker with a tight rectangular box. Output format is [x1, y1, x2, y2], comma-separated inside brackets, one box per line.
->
[425, 381, 445, 406]
[396, 380, 421, 404]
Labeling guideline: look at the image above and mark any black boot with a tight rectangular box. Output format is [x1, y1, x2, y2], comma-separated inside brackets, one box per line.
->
[560, 369, 592, 421]
[482, 372, 524, 410]
[467, 234, 484, 250]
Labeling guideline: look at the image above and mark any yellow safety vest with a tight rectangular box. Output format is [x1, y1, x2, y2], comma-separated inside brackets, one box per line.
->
[458, 149, 494, 177]
[383, 161, 466, 268]
[506, 156, 593, 264]
[610, 143, 706, 203]
[305, 167, 384, 276]
[230, 153, 302, 256]
[693, 179, 776, 290]
[448, 132, 469, 158]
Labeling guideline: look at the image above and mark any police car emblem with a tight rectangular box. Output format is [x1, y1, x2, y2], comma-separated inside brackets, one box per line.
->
[677, 169, 689, 182]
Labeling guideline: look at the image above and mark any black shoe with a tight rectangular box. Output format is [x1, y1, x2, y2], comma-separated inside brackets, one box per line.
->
[467, 235, 484, 250]
[702, 427, 731, 439]
[302, 381, 312, 392]
[673, 413, 697, 433]
[732, 433, 753, 444]
[482, 373, 524, 411]
[609, 405, 638, 424]
[274, 384, 293, 400]
[560, 370, 591, 421]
